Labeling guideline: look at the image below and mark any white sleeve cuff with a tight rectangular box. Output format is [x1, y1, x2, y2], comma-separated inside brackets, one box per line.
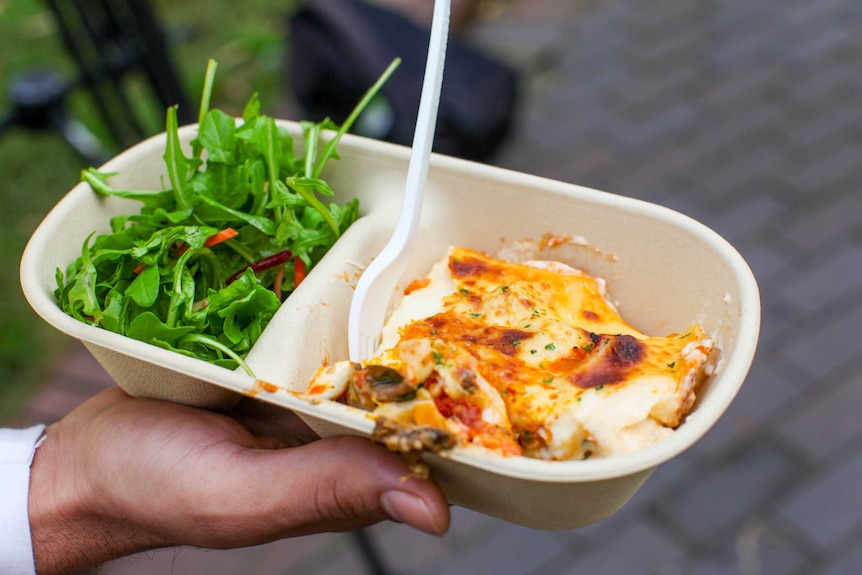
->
[0, 425, 46, 575]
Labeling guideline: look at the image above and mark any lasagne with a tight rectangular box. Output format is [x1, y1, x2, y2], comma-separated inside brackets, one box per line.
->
[307, 246, 715, 471]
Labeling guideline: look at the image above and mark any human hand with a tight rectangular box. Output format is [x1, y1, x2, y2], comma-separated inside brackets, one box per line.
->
[28, 387, 450, 575]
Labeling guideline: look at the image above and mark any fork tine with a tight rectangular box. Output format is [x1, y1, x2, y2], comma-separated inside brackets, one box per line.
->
[362, 335, 379, 362]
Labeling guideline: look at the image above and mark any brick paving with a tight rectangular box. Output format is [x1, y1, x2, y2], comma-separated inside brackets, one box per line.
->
[12, 0, 862, 573]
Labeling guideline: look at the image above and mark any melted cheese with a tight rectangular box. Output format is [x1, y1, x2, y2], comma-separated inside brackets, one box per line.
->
[308, 247, 715, 460]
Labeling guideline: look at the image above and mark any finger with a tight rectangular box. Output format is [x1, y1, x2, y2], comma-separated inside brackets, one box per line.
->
[201, 436, 450, 546]
[226, 397, 320, 448]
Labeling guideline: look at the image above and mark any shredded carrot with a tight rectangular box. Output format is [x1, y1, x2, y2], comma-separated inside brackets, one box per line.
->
[294, 257, 306, 287]
[174, 228, 238, 257]
[273, 264, 284, 300]
[203, 227, 238, 248]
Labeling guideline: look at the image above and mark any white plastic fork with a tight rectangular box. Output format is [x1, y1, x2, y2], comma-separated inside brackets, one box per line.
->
[347, 0, 451, 362]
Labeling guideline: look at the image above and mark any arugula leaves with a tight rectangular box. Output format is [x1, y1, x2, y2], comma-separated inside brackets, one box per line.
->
[56, 59, 400, 376]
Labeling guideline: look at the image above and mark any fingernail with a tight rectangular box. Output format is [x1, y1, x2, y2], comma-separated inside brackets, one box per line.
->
[380, 490, 444, 536]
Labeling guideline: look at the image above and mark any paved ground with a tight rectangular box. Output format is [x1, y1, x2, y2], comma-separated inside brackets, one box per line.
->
[12, 0, 862, 573]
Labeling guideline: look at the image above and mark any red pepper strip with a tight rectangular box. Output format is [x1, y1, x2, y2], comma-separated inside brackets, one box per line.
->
[294, 257, 306, 287]
[133, 263, 146, 275]
[175, 228, 239, 257]
[226, 250, 293, 285]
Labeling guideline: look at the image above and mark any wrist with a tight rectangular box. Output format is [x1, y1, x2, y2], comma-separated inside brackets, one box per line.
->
[28, 424, 167, 574]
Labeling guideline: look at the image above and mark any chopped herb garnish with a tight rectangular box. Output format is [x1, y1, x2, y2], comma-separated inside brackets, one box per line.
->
[468, 312, 482, 318]
[510, 340, 521, 346]
[595, 385, 604, 390]
[679, 332, 691, 339]
[459, 288, 469, 295]
[543, 377, 553, 383]
[545, 342, 556, 351]
[530, 349, 538, 355]
[524, 323, 532, 329]
[668, 361, 676, 369]
[583, 343, 594, 352]
[501, 285, 509, 292]
[432, 351, 444, 365]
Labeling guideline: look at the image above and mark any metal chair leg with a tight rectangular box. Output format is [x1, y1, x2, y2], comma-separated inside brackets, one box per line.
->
[350, 529, 393, 575]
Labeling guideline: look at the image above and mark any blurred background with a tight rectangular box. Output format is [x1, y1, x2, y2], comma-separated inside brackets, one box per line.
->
[3, 0, 862, 574]
[0, 0, 297, 421]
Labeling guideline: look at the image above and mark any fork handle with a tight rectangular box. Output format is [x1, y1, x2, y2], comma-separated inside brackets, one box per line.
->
[390, 0, 451, 252]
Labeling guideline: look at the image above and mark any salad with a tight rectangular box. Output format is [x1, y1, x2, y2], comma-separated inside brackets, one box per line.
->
[55, 59, 399, 376]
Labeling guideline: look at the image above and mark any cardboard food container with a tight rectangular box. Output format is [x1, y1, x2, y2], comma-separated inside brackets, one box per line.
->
[21, 123, 760, 530]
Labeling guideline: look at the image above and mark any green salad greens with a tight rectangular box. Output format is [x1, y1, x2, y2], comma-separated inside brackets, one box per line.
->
[55, 59, 399, 376]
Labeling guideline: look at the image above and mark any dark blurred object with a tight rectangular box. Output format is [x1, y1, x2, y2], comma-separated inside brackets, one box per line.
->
[0, 68, 109, 165]
[288, 0, 519, 162]
[0, 0, 193, 164]
[43, 0, 194, 149]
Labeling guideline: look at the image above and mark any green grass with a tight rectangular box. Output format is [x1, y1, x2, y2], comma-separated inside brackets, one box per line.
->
[0, 0, 299, 422]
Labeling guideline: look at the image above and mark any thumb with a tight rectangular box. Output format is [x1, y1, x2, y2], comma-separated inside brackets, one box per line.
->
[233, 435, 450, 540]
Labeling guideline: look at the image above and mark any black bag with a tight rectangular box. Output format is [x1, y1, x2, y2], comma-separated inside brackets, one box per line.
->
[287, 0, 519, 162]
